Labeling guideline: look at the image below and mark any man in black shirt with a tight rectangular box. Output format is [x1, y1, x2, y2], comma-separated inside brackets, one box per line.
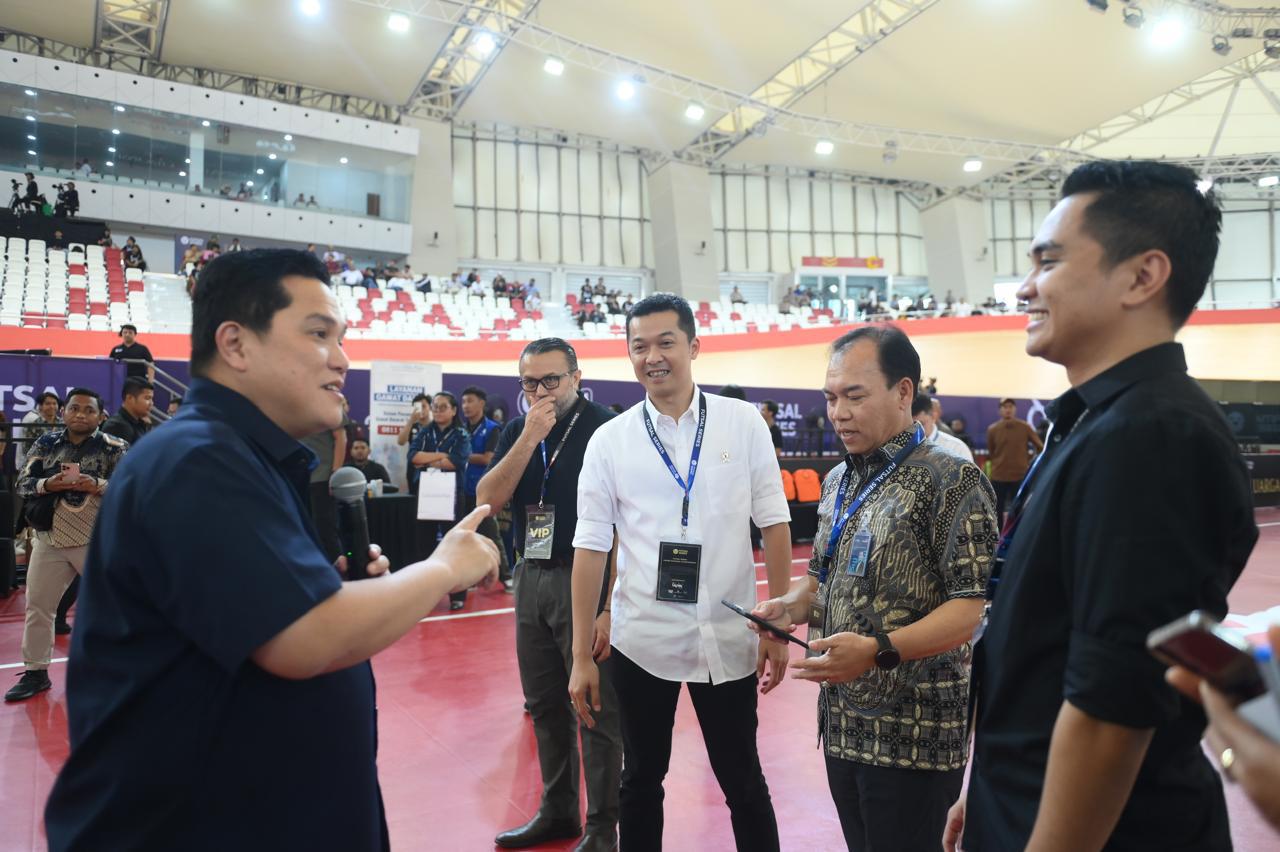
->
[479, 338, 621, 852]
[108, 325, 154, 380]
[760, 399, 784, 457]
[345, 438, 391, 485]
[101, 377, 153, 445]
[948, 161, 1259, 852]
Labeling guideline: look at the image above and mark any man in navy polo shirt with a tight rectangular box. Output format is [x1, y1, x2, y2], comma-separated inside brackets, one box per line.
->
[460, 384, 510, 590]
[45, 249, 498, 851]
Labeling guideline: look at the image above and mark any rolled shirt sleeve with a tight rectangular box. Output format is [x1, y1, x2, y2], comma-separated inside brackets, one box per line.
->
[573, 425, 617, 553]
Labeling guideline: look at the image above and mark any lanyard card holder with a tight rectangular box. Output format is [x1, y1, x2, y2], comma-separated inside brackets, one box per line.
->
[524, 504, 556, 560]
[656, 539, 701, 603]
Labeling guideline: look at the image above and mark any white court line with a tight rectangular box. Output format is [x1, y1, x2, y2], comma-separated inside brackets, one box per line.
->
[1259, 522, 1280, 528]
[0, 657, 67, 671]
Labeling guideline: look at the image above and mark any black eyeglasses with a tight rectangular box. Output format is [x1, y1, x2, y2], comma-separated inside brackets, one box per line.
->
[518, 373, 570, 392]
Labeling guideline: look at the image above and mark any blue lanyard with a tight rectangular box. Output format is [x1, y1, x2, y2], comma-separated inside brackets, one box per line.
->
[642, 391, 708, 536]
[538, 398, 585, 508]
[427, 425, 457, 453]
[819, 423, 924, 584]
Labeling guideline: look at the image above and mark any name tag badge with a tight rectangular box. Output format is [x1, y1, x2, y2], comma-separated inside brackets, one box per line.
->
[524, 505, 556, 561]
[656, 540, 701, 603]
[806, 598, 826, 659]
[847, 530, 873, 577]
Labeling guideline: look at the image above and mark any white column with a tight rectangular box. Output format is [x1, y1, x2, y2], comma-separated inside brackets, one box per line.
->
[404, 117, 458, 273]
[646, 160, 718, 303]
[188, 131, 205, 192]
[920, 196, 994, 305]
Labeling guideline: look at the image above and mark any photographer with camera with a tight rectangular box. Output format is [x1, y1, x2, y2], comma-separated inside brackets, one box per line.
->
[9, 173, 42, 215]
[54, 181, 79, 218]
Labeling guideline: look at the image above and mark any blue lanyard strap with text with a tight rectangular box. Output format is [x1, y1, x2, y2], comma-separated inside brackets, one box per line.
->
[819, 423, 924, 584]
[642, 392, 707, 537]
[538, 398, 585, 508]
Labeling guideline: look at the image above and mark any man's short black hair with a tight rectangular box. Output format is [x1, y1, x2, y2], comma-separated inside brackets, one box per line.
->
[189, 249, 330, 376]
[718, 384, 747, 400]
[831, 325, 921, 395]
[762, 399, 780, 415]
[36, 391, 61, 408]
[65, 387, 103, 412]
[1061, 160, 1222, 327]
[626, 293, 697, 342]
[911, 393, 934, 418]
[119, 323, 137, 335]
[350, 437, 369, 447]
[461, 385, 488, 401]
[412, 392, 430, 404]
[121, 377, 153, 401]
[520, 337, 579, 372]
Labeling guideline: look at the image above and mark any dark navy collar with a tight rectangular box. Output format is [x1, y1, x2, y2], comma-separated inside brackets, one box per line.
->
[183, 378, 314, 468]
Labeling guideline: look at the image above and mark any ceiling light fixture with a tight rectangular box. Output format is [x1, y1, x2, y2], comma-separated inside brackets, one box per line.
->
[184, 157, 191, 164]
[963, 158, 983, 173]
[1212, 35, 1231, 56]
[25, 115, 35, 122]
[256, 168, 265, 175]
[814, 139, 835, 156]
[1123, 6, 1144, 28]
[684, 102, 705, 121]
[543, 56, 565, 76]
[299, 0, 321, 17]
[615, 79, 637, 101]
[284, 133, 293, 141]
[1259, 175, 1280, 188]
[268, 153, 278, 160]
[339, 156, 349, 164]
[387, 13, 410, 33]
[114, 105, 125, 112]
[108, 146, 116, 153]
[1150, 17, 1186, 48]
[105, 161, 114, 167]
[246, 180, 255, 187]
[24, 89, 36, 96]
[27, 150, 36, 156]
[179, 171, 187, 177]
[111, 128, 120, 135]
[201, 119, 211, 127]
[473, 31, 496, 58]
[26, 134, 35, 141]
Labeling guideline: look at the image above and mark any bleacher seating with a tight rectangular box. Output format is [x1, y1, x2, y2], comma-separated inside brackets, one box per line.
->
[0, 238, 150, 332]
[335, 283, 550, 341]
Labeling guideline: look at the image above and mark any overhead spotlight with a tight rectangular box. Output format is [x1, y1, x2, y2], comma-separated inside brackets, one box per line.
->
[256, 168, 265, 175]
[201, 119, 210, 127]
[1123, 6, 1144, 28]
[339, 156, 349, 164]
[105, 161, 114, 167]
[246, 180, 255, 187]
[1196, 177, 1214, 194]
[268, 153, 278, 160]
[1265, 40, 1280, 59]
[179, 170, 187, 177]
[111, 128, 120, 135]
[1150, 17, 1186, 48]
[387, 13, 410, 33]
[814, 139, 835, 156]
[26, 134, 35, 141]
[26, 150, 36, 156]
[184, 157, 191, 164]
[108, 146, 116, 153]
[284, 133, 293, 141]
[25, 115, 35, 121]
[115, 105, 125, 112]
[1212, 35, 1231, 56]
[299, 0, 321, 17]
[882, 140, 898, 165]
[1085, 0, 1108, 12]
[472, 31, 496, 58]
[684, 102, 705, 121]
[1259, 175, 1280, 188]
[543, 56, 565, 76]
[23, 88, 35, 96]
[963, 158, 983, 173]
[615, 79, 636, 101]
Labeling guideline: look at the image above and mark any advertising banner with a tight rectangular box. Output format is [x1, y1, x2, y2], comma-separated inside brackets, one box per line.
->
[369, 360, 441, 493]
[0, 354, 126, 416]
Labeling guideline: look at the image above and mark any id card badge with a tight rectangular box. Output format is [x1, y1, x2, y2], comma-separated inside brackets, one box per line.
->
[806, 597, 827, 659]
[656, 540, 701, 603]
[847, 530, 873, 577]
[524, 505, 556, 561]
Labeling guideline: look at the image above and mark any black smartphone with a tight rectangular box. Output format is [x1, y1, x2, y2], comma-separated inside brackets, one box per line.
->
[1147, 611, 1266, 703]
[721, 599, 810, 649]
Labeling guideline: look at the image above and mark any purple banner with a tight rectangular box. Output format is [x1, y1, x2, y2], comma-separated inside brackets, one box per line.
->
[0, 354, 128, 417]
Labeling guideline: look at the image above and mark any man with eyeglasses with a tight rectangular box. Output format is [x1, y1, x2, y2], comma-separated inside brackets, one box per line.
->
[479, 338, 622, 852]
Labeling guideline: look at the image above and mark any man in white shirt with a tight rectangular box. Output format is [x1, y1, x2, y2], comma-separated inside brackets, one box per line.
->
[569, 294, 793, 852]
[912, 393, 974, 463]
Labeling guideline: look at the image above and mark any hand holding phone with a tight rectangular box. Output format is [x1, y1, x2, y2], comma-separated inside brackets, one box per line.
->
[722, 599, 810, 649]
[1148, 611, 1266, 703]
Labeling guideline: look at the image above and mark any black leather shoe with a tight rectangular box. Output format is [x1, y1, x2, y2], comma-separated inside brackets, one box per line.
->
[4, 670, 52, 702]
[573, 829, 618, 852]
[54, 620, 72, 636]
[494, 814, 581, 849]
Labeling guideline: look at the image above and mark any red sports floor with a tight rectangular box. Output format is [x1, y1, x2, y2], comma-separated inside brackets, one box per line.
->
[2, 511, 1278, 851]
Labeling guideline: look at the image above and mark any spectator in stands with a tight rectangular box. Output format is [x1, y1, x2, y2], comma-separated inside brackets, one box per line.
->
[759, 400, 784, 457]
[102, 378, 154, 445]
[580, 280, 593, 304]
[192, 184, 203, 194]
[344, 438, 391, 486]
[731, 286, 746, 305]
[526, 291, 543, 311]
[469, 276, 487, 297]
[97, 228, 115, 249]
[226, 238, 243, 253]
[755, 326, 995, 852]
[467, 268, 480, 285]
[445, 273, 462, 294]
[339, 260, 363, 286]
[236, 183, 249, 200]
[621, 295, 634, 312]
[77, 159, 92, 179]
[6, 389, 128, 702]
[109, 325, 155, 380]
[54, 181, 79, 218]
[605, 294, 621, 315]
[492, 274, 507, 296]
[218, 185, 231, 198]
[16, 392, 62, 476]
[304, 243, 317, 257]
[300, 412, 348, 565]
[207, 235, 222, 252]
[50, 229, 67, 250]
[307, 195, 318, 207]
[593, 278, 606, 298]
[11, 172, 40, 214]
[409, 392, 471, 610]
[323, 250, 341, 275]
[181, 244, 201, 270]
[460, 386, 509, 590]
[122, 237, 146, 272]
[779, 294, 794, 315]
[985, 398, 1043, 523]
[911, 393, 973, 462]
[589, 305, 607, 325]
[293, 193, 306, 206]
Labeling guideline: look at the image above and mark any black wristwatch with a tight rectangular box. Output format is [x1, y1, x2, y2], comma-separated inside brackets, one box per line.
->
[873, 633, 901, 670]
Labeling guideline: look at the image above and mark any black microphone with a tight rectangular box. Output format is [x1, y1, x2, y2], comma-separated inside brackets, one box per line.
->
[330, 467, 372, 580]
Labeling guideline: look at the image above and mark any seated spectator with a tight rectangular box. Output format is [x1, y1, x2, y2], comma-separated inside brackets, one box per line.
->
[593, 278, 606, 297]
[468, 277, 487, 297]
[236, 183, 249, 200]
[339, 260, 363, 287]
[306, 195, 318, 207]
[779, 294, 793, 315]
[293, 193, 307, 206]
[181, 244, 202, 269]
[55, 181, 79, 218]
[305, 243, 318, 257]
[78, 159, 93, 179]
[621, 295, 634, 312]
[218, 185, 232, 198]
[445, 274, 462, 295]
[226, 238, 243, 253]
[122, 237, 146, 272]
[590, 306, 607, 324]
[345, 439, 391, 486]
[323, 251, 341, 275]
[102, 378, 154, 445]
[97, 228, 115, 249]
[207, 234, 222, 252]
[605, 295, 621, 314]
[192, 184, 203, 194]
[526, 291, 542, 311]
[466, 268, 480, 285]
[730, 285, 746, 304]
[50, 229, 67, 250]
[580, 281, 593, 304]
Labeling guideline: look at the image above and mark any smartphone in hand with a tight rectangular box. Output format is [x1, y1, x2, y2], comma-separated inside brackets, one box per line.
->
[1148, 611, 1267, 703]
[721, 599, 810, 649]
[60, 462, 81, 479]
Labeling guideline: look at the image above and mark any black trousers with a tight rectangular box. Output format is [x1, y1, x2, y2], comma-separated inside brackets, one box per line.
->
[991, 480, 1019, 524]
[610, 648, 779, 852]
[824, 756, 963, 852]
